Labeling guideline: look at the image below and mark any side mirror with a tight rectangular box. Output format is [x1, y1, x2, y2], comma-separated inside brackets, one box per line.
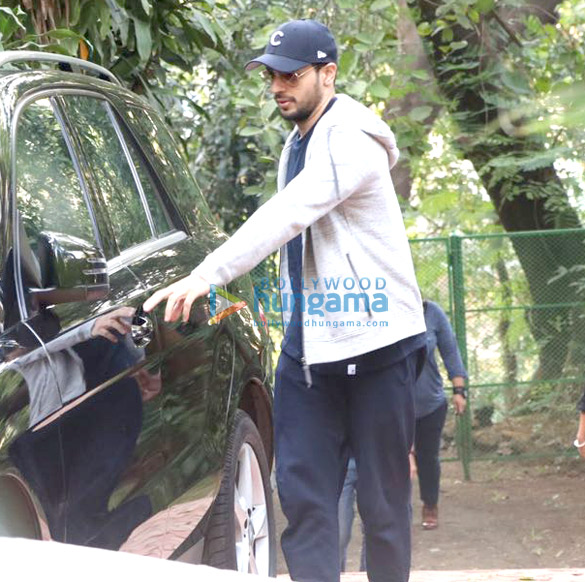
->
[28, 231, 110, 305]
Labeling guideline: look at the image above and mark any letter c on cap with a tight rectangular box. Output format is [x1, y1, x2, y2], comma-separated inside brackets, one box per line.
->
[270, 31, 284, 46]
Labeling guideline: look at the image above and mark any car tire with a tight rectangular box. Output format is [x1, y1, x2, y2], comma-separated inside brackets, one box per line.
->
[203, 409, 276, 576]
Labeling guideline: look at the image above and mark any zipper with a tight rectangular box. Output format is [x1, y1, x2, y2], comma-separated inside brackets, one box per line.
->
[346, 253, 373, 317]
[301, 356, 313, 388]
[278, 250, 284, 330]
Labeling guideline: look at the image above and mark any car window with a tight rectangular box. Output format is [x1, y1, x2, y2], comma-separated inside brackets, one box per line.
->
[123, 106, 215, 230]
[118, 121, 173, 236]
[62, 95, 153, 251]
[15, 98, 95, 245]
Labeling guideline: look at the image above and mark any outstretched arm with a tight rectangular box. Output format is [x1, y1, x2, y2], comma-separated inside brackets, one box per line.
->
[143, 126, 377, 322]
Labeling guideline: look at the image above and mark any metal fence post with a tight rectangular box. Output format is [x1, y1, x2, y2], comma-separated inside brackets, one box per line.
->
[449, 234, 473, 480]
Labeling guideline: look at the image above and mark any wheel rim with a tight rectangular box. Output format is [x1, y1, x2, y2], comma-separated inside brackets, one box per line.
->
[234, 442, 271, 575]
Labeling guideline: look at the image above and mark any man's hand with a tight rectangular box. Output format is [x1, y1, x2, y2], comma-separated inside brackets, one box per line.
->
[143, 274, 210, 323]
[452, 393, 466, 415]
[91, 306, 135, 343]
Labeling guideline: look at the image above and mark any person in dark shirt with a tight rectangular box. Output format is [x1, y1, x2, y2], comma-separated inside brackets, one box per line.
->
[413, 300, 467, 530]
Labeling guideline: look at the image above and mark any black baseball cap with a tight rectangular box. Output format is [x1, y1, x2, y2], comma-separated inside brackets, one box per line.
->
[245, 20, 338, 73]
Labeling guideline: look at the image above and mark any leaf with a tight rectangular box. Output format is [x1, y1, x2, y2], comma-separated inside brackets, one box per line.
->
[262, 128, 281, 149]
[370, 79, 390, 99]
[251, 25, 273, 50]
[0, 7, 25, 39]
[354, 32, 373, 45]
[346, 80, 368, 98]
[46, 29, 83, 40]
[140, 0, 152, 17]
[69, 0, 82, 27]
[44, 44, 76, 56]
[417, 22, 433, 37]
[449, 40, 468, 52]
[239, 126, 264, 136]
[132, 17, 152, 64]
[370, 0, 392, 10]
[441, 28, 454, 42]
[354, 43, 372, 53]
[98, 1, 111, 39]
[338, 51, 359, 77]
[476, 0, 495, 13]
[468, 9, 480, 24]
[58, 38, 81, 56]
[109, 1, 129, 45]
[261, 99, 277, 119]
[534, 77, 551, 93]
[501, 70, 531, 95]
[192, 11, 217, 46]
[235, 97, 257, 108]
[409, 106, 433, 121]
[244, 185, 264, 196]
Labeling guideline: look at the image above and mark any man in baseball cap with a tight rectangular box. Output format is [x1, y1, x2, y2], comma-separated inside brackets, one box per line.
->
[145, 18, 424, 582]
[245, 19, 337, 73]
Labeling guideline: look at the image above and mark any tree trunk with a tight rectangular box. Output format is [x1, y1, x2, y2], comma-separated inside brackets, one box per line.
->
[413, 0, 585, 381]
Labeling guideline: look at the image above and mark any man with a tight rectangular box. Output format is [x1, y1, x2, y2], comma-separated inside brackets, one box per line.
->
[145, 19, 426, 582]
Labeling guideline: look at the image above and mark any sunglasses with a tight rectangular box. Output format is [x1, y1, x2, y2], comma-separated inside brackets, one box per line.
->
[260, 65, 320, 86]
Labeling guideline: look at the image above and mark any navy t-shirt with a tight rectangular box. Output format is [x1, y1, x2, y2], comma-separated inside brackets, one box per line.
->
[281, 98, 336, 361]
[280, 98, 425, 372]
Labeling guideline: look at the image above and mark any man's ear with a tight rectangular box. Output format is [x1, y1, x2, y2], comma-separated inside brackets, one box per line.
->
[323, 63, 338, 87]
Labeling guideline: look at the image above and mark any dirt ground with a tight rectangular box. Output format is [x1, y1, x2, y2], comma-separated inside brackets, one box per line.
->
[274, 456, 585, 574]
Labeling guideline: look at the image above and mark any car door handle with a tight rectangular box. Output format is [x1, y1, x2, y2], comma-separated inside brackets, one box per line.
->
[132, 310, 154, 348]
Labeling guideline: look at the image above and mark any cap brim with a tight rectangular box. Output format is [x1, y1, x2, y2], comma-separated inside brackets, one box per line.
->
[245, 53, 310, 73]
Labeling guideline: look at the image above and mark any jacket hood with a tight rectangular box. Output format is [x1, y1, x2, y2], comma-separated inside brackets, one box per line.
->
[325, 94, 400, 169]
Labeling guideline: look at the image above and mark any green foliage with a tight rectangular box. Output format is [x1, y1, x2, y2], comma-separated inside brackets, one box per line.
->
[404, 116, 498, 237]
[0, 1, 226, 92]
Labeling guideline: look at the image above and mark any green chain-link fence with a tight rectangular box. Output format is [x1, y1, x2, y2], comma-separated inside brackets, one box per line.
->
[411, 228, 585, 479]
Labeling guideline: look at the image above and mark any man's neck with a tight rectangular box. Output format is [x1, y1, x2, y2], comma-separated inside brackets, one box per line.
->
[297, 91, 336, 137]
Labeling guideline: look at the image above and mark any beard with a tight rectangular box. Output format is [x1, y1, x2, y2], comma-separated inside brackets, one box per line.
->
[276, 79, 324, 123]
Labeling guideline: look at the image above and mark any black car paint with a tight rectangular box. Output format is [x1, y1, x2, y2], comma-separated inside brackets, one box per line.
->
[0, 68, 272, 560]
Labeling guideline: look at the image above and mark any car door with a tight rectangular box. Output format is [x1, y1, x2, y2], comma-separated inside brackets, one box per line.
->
[101, 98, 262, 558]
[7, 92, 168, 554]
[114, 103, 276, 560]
[57, 92, 235, 559]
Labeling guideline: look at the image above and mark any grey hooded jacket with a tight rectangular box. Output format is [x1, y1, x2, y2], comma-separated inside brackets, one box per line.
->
[193, 94, 425, 364]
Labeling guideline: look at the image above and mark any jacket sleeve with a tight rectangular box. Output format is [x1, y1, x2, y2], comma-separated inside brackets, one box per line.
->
[192, 125, 381, 287]
[433, 303, 467, 380]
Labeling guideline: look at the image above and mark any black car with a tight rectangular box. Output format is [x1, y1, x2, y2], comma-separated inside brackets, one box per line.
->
[0, 51, 275, 575]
